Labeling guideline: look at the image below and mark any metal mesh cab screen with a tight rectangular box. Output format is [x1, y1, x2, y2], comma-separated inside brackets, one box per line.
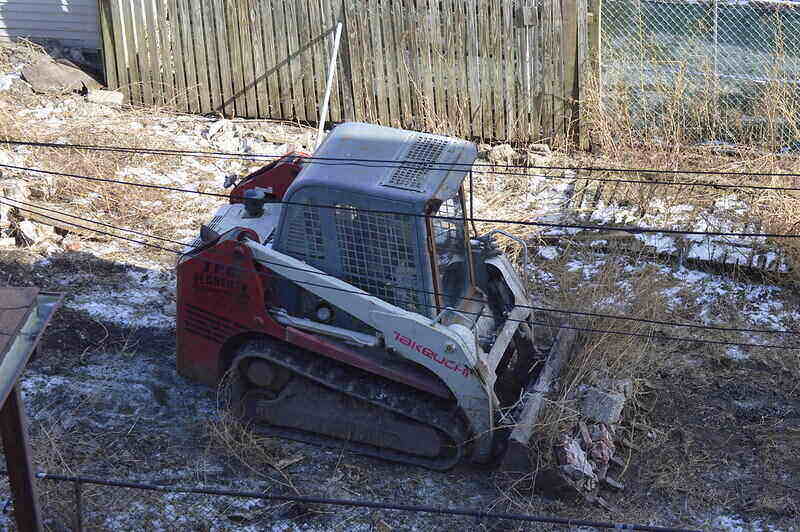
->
[284, 203, 325, 263]
[334, 205, 423, 315]
[381, 136, 448, 192]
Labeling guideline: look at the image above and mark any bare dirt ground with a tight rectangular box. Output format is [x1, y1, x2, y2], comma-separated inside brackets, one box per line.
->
[0, 41, 798, 531]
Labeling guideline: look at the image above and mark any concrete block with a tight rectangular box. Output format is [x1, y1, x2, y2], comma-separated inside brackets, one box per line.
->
[581, 387, 625, 424]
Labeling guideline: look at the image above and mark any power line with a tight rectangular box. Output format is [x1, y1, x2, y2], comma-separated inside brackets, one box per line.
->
[4, 195, 796, 337]
[20, 470, 698, 532]
[4, 198, 796, 350]
[2, 161, 799, 239]
[3, 137, 800, 182]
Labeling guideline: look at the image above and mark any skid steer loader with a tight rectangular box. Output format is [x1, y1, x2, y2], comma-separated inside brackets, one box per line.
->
[176, 122, 574, 470]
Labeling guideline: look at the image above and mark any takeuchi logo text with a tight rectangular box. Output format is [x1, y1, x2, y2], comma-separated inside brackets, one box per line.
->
[393, 331, 471, 378]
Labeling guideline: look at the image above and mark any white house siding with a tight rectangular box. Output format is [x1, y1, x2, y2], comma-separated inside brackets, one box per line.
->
[0, 0, 100, 49]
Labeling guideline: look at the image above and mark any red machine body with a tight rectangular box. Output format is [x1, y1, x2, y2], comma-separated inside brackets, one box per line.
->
[176, 152, 448, 397]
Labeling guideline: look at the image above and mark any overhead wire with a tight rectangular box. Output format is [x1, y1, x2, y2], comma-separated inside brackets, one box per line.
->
[17, 470, 699, 532]
[2, 197, 797, 350]
[3, 194, 797, 336]
[2, 137, 800, 182]
[1, 161, 799, 239]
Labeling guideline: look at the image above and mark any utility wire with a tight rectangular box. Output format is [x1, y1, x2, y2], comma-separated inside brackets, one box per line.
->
[4, 198, 796, 350]
[3, 195, 797, 337]
[2, 162, 798, 239]
[18, 470, 698, 532]
[2, 137, 800, 181]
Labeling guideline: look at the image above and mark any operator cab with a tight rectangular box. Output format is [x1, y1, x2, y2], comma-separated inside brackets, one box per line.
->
[272, 122, 478, 321]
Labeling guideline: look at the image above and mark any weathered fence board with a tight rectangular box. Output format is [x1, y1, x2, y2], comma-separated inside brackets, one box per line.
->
[99, 0, 587, 142]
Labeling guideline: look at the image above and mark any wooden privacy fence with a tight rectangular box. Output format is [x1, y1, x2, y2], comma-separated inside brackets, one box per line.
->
[98, 0, 593, 142]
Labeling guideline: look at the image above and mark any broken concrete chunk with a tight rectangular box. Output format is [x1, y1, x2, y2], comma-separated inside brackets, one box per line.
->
[580, 387, 625, 424]
[488, 144, 517, 164]
[555, 435, 597, 487]
[86, 89, 124, 106]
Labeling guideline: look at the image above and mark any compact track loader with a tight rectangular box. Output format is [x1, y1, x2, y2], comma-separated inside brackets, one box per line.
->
[177, 122, 572, 470]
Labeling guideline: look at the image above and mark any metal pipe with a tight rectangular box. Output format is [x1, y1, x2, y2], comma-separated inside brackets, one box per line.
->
[316, 22, 344, 149]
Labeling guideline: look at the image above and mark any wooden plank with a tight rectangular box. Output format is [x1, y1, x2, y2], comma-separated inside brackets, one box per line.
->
[514, 5, 530, 141]
[418, 0, 435, 126]
[108, 0, 131, 98]
[552, 0, 566, 142]
[540, 0, 554, 141]
[284, 0, 307, 121]
[225, 0, 245, 116]
[0, 288, 37, 380]
[177, 0, 200, 113]
[133, 0, 154, 106]
[401, 0, 420, 126]
[238, 0, 258, 117]
[142, 0, 163, 106]
[1, 386, 43, 532]
[120, 0, 142, 105]
[201, 0, 222, 114]
[561, 0, 579, 144]
[531, 3, 543, 140]
[258, 0, 280, 118]
[429, 0, 445, 126]
[366, 0, 389, 125]
[330, 0, 356, 120]
[167, 0, 188, 111]
[155, 0, 176, 109]
[295, 0, 318, 122]
[188, 0, 210, 113]
[248, 0, 269, 117]
[490, 0, 504, 140]
[380, 0, 402, 128]
[270, 0, 293, 119]
[320, 0, 346, 122]
[212, 0, 234, 116]
[465, 0, 481, 138]
[98, 0, 118, 90]
[502, 0, 515, 140]
[344, 0, 369, 121]
[447, 0, 466, 137]
[578, 0, 590, 150]
[479, 0, 493, 139]
[307, 0, 329, 122]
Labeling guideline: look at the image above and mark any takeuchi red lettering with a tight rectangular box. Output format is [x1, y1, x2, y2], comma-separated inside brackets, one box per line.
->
[393, 331, 471, 378]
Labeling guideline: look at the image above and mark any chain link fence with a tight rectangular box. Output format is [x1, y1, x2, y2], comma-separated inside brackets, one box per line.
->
[600, 0, 800, 148]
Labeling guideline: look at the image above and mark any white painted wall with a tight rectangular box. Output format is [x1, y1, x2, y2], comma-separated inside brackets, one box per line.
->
[0, 0, 100, 49]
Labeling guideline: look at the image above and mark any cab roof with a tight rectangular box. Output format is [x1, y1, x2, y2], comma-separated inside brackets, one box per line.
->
[284, 122, 478, 213]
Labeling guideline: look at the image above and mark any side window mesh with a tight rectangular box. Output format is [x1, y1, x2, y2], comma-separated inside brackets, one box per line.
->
[284, 203, 325, 263]
[334, 205, 425, 315]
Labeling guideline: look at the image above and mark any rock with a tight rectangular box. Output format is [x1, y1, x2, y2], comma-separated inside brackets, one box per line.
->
[597, 378, 633, 398]
[86, 89, 124, 106]
[488, 144, 517, 164]
[61, 234, 82, 252]
[526, 152, 551, 168]
[22, 58, 100, 94]
[580, 387, 625, 424]
[554, 435, 597, 493]
[16, 220, 41, 245]
[529, 143, 551, 154]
